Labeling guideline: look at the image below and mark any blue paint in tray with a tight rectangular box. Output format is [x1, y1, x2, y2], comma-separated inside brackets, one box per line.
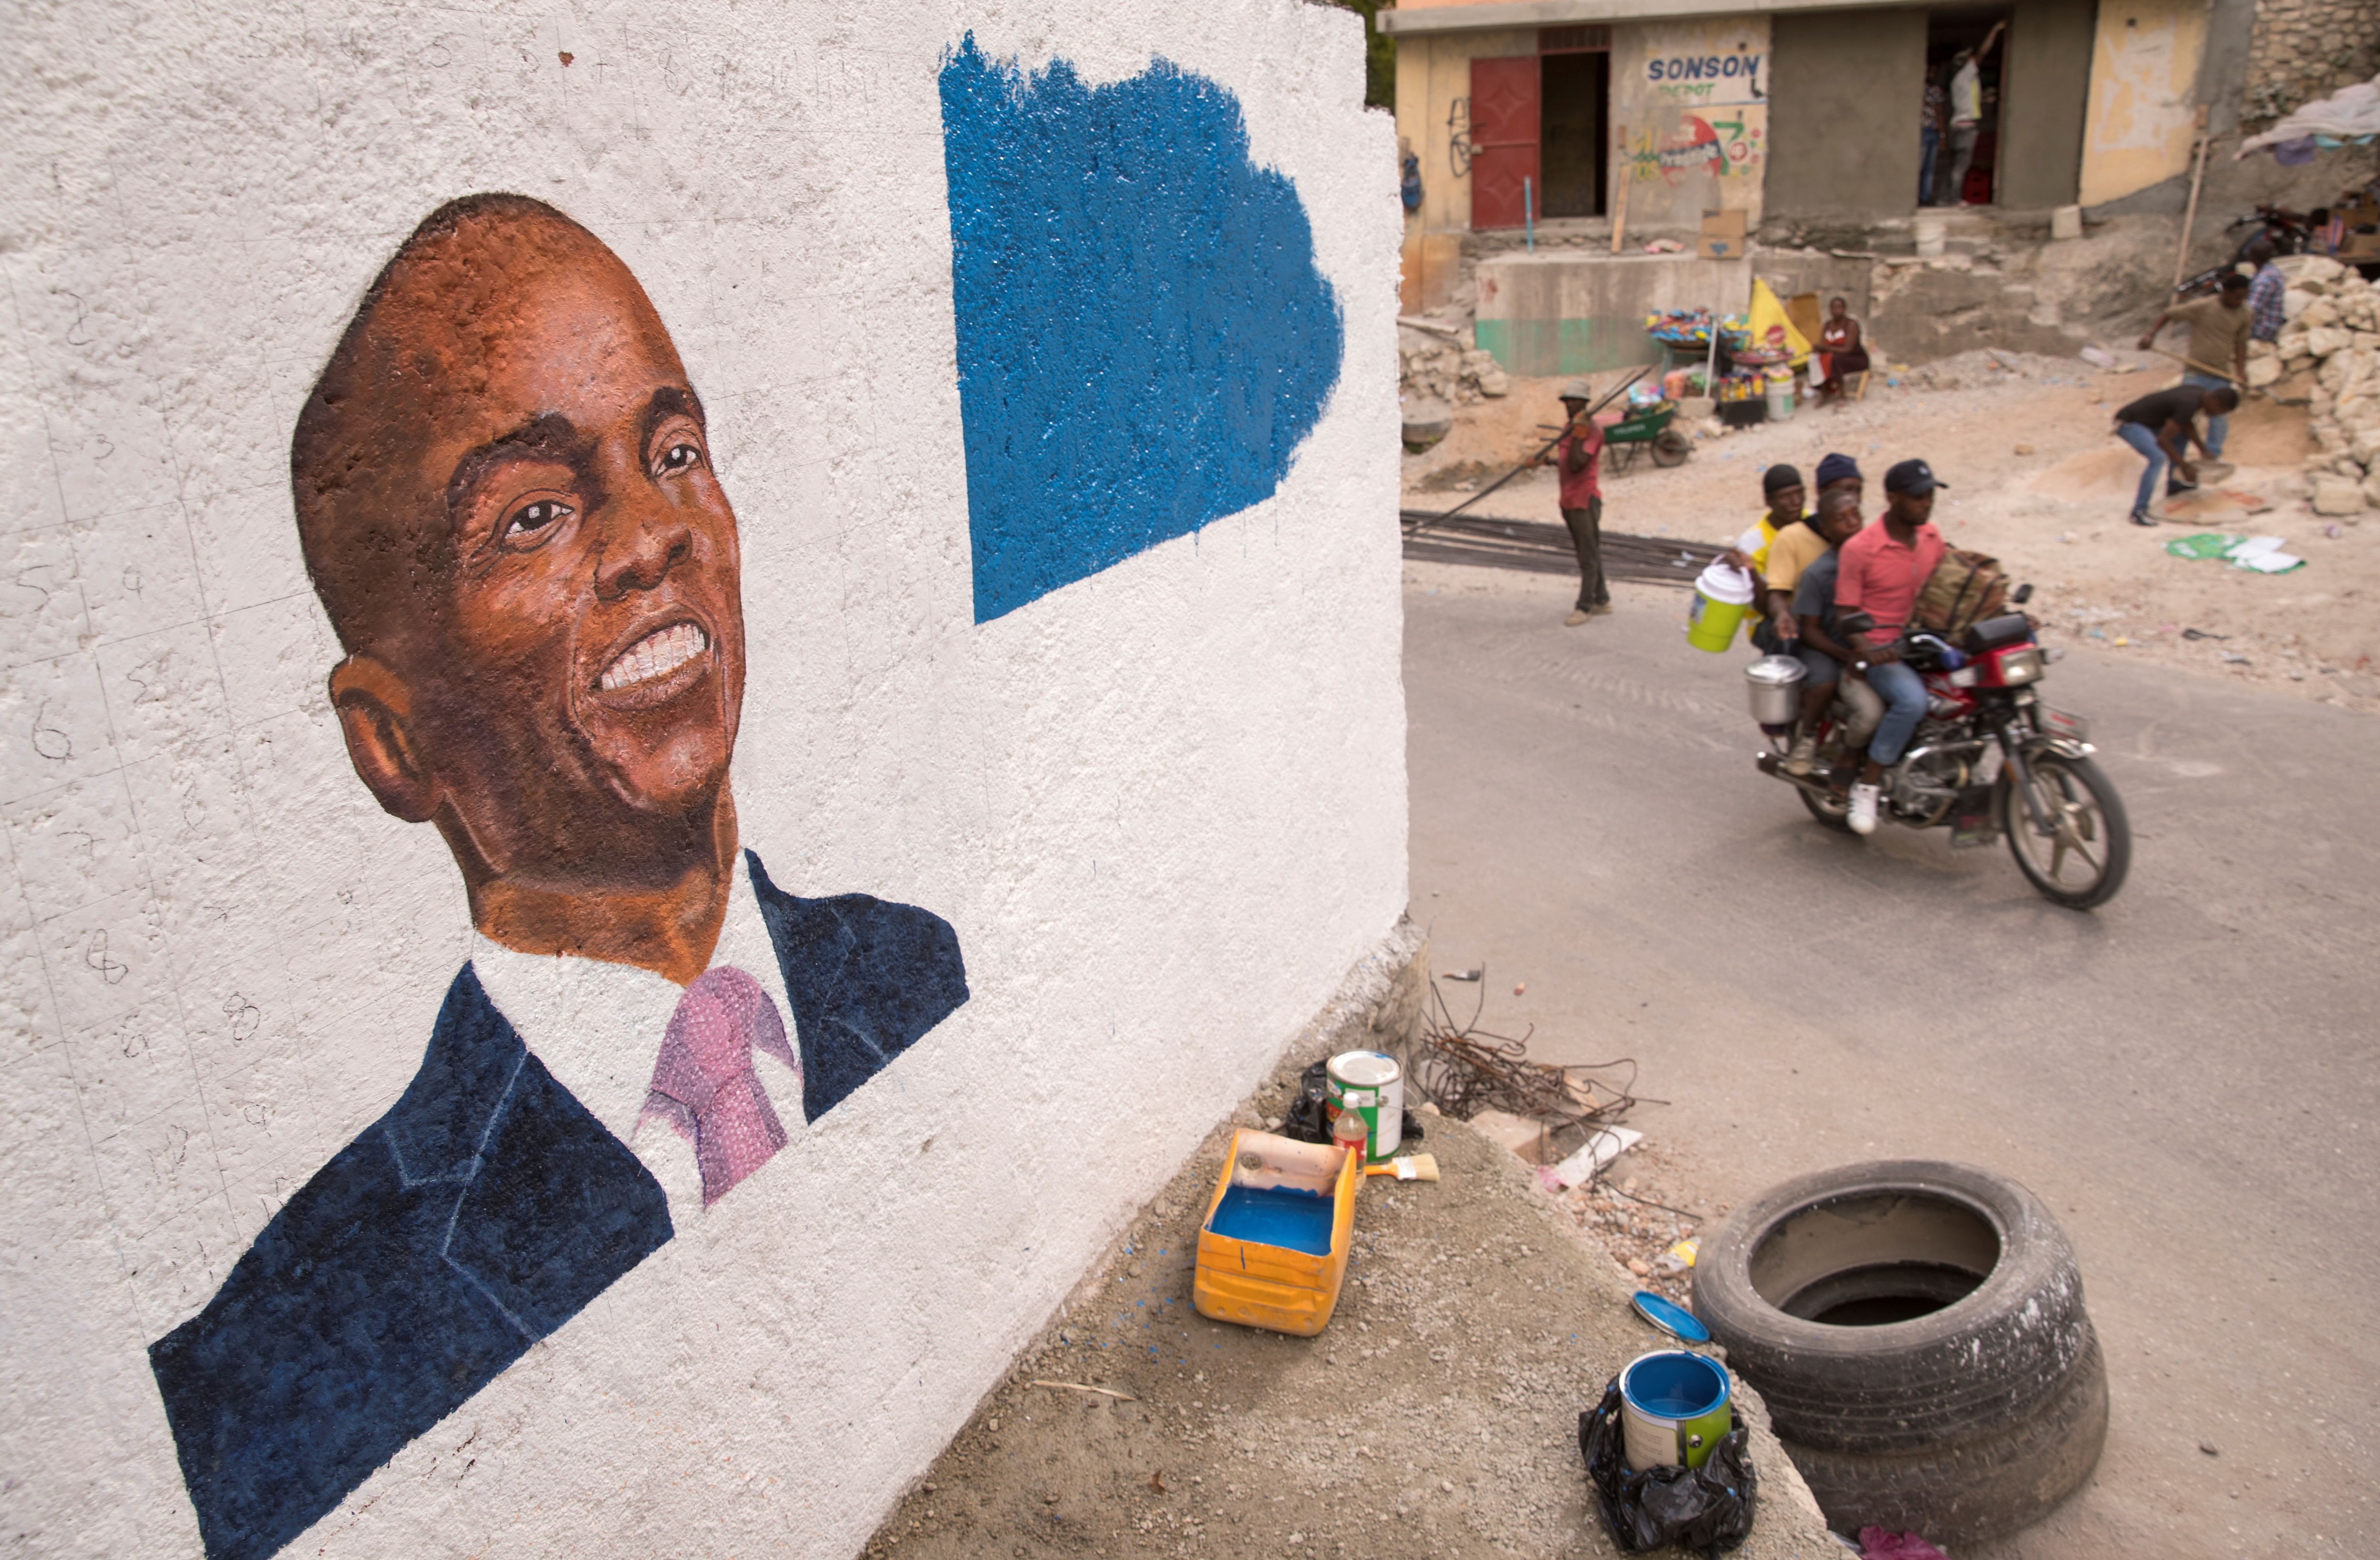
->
[938, 36, 1343, 623]
[1207, 1184, 1334, 1256]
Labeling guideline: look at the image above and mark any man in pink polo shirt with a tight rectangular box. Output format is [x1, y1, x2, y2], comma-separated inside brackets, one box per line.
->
[1536, 378, 1608, 627]
[1836, 458, 1948, 835]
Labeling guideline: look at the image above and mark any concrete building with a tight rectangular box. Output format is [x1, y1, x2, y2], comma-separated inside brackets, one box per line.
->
[1383, 0, 2335, 373]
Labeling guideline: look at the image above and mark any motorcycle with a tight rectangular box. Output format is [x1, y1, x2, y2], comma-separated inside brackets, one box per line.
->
[1745, 592, 2132, 909]
[2173, 204, 2311, 299]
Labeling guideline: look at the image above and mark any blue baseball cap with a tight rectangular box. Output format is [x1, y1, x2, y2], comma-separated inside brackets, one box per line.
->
[1815, 453, 1861, 488]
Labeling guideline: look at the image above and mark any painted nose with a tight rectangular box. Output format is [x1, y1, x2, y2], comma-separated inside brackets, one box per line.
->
[594, 494, 693, 600]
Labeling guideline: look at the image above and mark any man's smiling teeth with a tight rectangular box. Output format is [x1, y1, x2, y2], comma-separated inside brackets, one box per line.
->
[598, 622, 709, 691]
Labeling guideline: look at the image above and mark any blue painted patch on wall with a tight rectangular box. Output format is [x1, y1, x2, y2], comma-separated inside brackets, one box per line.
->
[939, 36, 1344, 624]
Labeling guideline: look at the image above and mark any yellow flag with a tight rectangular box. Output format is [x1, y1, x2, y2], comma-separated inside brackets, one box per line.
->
[1747, 278, 1811, 366]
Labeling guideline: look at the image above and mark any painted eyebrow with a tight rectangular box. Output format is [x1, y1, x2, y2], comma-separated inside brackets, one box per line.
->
[639, 385, 708, 456]
[444, 412, 590, 530]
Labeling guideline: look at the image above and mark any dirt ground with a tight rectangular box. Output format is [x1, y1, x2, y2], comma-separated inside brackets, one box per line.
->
[863, 1016, 1841, 1560]
[1404, 354, 2380, 712]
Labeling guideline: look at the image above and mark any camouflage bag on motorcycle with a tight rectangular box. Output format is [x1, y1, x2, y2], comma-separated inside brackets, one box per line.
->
[1914, 548, 2008, 637]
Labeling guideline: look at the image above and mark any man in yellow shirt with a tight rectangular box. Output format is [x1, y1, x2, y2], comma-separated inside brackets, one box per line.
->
[1725, 464, 1805, 651]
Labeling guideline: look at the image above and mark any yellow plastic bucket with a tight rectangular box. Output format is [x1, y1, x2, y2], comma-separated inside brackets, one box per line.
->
[1686, 563, 1754, 653]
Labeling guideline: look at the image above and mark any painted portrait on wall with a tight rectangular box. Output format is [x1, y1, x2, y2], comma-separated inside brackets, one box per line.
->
[142, 194, 971, 1560]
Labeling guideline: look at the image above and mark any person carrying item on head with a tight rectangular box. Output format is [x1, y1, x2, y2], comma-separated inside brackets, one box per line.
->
[1779, 487, 1875, 777]
[2244, 237, 2287, 344]
[1836, 459, 1949, 836]
[2112, 380, 2238, 527]
[1537, 377, 1609, 626]
[2137, 272, 2252, 477]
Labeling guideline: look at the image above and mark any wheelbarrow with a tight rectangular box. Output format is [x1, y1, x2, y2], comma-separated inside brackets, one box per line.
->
[1602, 401, 1692, 475]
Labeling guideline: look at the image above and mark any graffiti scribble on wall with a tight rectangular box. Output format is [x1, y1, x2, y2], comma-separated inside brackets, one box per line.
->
[143, 195, 970, 1560]
[938, 36, 1344, 624]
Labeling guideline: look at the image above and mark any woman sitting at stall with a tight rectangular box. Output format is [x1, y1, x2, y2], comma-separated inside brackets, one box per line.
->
[1812, 297, 1870, 405]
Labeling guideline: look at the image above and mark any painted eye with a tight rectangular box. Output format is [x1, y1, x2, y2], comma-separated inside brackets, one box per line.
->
[658, 442, 703, 473]
[502, 499, 572, 542]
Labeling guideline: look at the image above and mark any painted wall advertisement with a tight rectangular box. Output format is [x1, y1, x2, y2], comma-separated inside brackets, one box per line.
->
[0, 5, 1401, 1558]
[1613, 20, 1771, 226]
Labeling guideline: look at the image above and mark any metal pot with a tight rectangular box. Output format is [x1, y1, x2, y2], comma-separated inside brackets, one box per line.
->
[1745, 654, 1806, 725]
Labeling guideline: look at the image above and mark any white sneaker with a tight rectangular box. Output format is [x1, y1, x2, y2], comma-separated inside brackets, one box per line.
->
[1782, 733, 1818, 776]
[1847, 782, 1881, 835]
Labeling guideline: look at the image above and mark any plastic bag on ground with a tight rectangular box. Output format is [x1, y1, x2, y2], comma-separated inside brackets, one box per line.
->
[1859, 1528, 1951, 1560]
[1579, 1375, 1758, 1556]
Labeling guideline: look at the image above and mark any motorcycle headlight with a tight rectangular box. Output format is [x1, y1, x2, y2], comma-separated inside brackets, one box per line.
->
[1998, 648, 2045, 686]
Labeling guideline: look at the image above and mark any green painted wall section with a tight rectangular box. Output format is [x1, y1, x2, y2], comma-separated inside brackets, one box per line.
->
[1475, 317, 1663, 377]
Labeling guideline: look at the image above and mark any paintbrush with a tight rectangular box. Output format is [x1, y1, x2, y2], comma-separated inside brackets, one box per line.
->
[1364, 1155, 1440, 1182]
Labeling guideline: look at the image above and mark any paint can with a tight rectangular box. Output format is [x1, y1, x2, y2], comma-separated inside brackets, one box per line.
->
[1619, 1350, 1733, 1471]
[1324, 1050, 1403, 1162]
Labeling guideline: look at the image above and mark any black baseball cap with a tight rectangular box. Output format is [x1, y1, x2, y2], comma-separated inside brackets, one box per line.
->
[1762, 464, 1805, 496]
[1884, 458, 1947, 495]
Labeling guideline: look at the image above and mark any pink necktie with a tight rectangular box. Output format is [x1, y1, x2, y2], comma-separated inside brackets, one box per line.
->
[641, 967, 799, 1207]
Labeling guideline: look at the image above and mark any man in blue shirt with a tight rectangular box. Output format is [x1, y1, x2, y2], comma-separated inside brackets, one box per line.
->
[2245, 238, 2286, 343]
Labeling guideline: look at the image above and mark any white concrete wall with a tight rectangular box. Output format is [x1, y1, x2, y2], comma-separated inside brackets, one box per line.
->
[0, 2, 1404, 1555]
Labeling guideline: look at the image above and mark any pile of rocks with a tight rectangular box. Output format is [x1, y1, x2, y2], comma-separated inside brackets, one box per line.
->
[2267, 255, 2380, 517]
[1398, 322, 1508, 407]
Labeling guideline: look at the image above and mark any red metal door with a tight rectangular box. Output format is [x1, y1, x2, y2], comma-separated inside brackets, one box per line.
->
[1469, 56, 1540, 230]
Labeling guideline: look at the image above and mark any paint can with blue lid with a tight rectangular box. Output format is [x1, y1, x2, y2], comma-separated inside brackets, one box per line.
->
[1325, 1050, 1403, 1161]
[1619, 1350, 1733, 1471]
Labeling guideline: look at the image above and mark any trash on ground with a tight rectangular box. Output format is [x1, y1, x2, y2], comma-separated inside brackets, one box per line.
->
[1659, 1237, 1699, 1274]
[1543, 1126, 1645, 1189]
[1630, 1290, 1713, 1344]
[2163, 532, 2307, 572]
[1442, 968, 1483, 982]
[1580, 1369, 1757, 1554]
[1193, 1129, 1358, 1336]
[2079, 345, 2118, 369]
[1030, 1379, 1140, 1402]
[1858, 1528, 1951, 1560]
[2180, 627, 2230, 640]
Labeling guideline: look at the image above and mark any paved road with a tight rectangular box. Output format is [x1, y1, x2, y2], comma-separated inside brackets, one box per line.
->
[1404, 565, 2377, 1560]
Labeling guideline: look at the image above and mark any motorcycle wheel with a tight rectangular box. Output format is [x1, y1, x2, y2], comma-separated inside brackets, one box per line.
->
[1999, 752, 2130, 909]
[1799, 783, 1855, 833]
[1651, 429, 1691, 467]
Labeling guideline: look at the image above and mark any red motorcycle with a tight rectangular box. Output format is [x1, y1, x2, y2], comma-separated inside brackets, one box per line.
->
[1747, 596, 2132, 909]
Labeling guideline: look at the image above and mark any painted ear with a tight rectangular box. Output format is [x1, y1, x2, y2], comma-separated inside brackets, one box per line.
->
[328, 654, 437, 823]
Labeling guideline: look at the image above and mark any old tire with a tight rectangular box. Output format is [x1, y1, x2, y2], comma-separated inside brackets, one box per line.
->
[1692, 1161, 2104, 1541]
[1779, 1333, 2109, 1547]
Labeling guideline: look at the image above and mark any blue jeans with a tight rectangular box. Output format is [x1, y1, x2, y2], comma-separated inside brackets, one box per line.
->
[2182, 370, 2231, 459]
[1919, 128, 1939, 205]
[2116, 420, 2165, 518]
[1864, 659, 1928, 767]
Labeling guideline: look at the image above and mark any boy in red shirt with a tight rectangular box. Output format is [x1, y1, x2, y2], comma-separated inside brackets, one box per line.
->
[1537, 378, 1608, 626]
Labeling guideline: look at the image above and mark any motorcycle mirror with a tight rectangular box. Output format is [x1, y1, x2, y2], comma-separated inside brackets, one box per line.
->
[2011, 583, 2035, 605]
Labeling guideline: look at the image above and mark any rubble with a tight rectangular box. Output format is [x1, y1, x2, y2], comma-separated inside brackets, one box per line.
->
[2271, 254, 2380, 515]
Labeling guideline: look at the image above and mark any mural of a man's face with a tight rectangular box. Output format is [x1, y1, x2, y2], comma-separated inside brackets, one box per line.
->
[298, 200, 746, 894]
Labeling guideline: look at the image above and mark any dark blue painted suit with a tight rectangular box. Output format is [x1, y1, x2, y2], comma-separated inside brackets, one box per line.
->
[148, 853, 968, 1560]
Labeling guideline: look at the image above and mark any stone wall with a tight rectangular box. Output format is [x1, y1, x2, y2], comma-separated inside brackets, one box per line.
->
[2244, 0, 2380, 124]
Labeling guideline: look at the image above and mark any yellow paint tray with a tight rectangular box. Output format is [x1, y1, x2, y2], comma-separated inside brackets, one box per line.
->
[1191, 1128, 1358, 1337]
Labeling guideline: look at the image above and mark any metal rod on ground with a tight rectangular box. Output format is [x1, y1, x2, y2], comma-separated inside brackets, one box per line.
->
[1401, 364, 1651, 538]
[2172, 107, 2211, 290]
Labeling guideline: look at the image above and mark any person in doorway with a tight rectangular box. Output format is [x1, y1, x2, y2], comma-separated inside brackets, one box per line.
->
[1943, 21, 2004, 207]
[2113, 381, 2236, 527]
[1920, 66, 1949, 206]
[2245, 237, 2287, 344]
[2137, 272, 2252, 477]
[1779, 488, 1871, 776]
[1837, 459, 1950, 835]
[1537, 377, 1608, 625]
[1811, 298, 1869, 405]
